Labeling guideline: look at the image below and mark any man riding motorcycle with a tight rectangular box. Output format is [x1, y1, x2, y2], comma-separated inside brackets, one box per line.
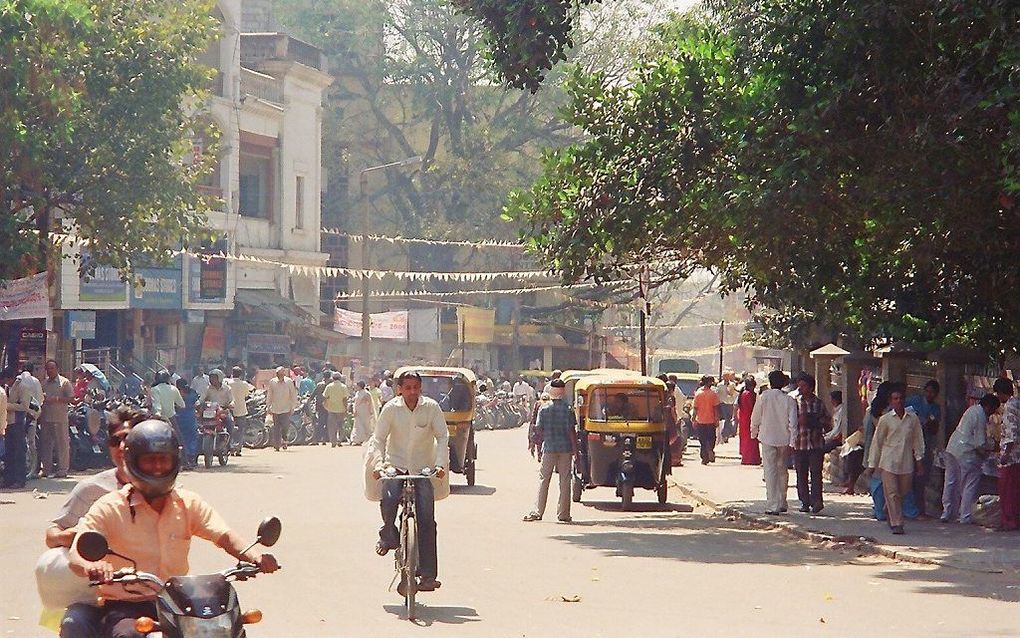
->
[371, 371, 448, 592]
[68, 419, 278, 638]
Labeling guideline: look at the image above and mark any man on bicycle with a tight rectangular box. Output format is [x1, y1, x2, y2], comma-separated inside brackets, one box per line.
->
[371, 371, 448, 592]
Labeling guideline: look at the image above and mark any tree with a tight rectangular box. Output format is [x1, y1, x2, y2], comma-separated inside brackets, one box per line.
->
[506, 3, 1020, 354]
[1, 0, 219, 280]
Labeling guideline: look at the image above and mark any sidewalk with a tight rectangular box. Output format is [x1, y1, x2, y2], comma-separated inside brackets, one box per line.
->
[672, 438, 1020, 573]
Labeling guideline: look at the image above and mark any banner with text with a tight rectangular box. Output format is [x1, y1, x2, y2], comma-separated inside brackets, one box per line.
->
[456, 307, 496, 344]
[334, 308, 408, 340]
[0, 272, 49, 321]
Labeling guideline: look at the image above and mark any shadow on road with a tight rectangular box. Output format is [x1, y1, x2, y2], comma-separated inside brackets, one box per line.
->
[383, 604, 480, 627]
[581, 500, 694, 514]
[450, 485, 496, 496]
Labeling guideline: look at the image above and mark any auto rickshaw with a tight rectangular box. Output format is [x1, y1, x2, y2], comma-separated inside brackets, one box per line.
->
[572, 375, 670, 509]
[393, 366, 478, 486]
[561, 368, 640, 403]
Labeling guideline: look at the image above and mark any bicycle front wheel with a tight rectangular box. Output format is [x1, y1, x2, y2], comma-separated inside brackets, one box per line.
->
[401, 516, 418, 620]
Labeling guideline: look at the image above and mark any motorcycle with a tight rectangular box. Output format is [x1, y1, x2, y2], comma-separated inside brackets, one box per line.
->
[68, 394, 111, 472]
[199, 402, 231, 468]
[76, 517, 282, 638]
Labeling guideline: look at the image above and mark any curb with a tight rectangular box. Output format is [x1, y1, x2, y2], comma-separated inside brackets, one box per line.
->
[671, 480, 949, 568]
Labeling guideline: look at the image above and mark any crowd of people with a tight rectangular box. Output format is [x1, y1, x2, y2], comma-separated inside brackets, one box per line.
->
[687, 366, 1020, 536]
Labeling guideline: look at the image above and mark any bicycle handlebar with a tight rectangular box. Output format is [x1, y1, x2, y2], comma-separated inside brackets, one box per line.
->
[379, 467, 436, 480]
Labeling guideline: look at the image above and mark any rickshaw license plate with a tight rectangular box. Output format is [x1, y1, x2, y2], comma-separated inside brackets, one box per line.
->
[636, 436, 653, 449]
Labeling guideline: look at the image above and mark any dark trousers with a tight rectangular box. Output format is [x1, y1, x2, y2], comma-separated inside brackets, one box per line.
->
[794, 449, 824, 509]
[912, 451, 933, 515]
[694, 424, 716, 463]
[59, 603, 103, 638]
[381, 478, 438, 580]
[100, 601, 157, 638]
[315, 407, 328, 442]
[3, 412, 27, 486]
[270, 412, 290, 449]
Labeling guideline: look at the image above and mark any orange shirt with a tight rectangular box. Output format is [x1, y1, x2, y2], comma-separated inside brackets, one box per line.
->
[692, 388, 720, 425]
[73, 485, 230, 601]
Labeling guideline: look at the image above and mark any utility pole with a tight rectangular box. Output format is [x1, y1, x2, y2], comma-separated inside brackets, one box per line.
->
[639, 265, 650, 376]
[718, 320, 725, 379]
[357, 156, 421, 374]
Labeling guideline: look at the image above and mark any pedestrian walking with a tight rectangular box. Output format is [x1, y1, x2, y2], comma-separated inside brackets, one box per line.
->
[692, 376, 720, 465]
[793, 374, 830, 514]
[523, 379, 578, 523]
[175, 379, 200, 469]
[311, 372, 329, 445]
[225, 366, 255, 455]
[750, 371, 797, 514]
[998, 387, 1020, 530]
[18, 363, 43, 479]
[351, 381, 375, 445]
[941, 393, 998, 524]
[868, 388, 925, 534]
[322, 372, 349, 447]
[39, 359, 74, 478]
[715, 371, 738, 443]
[266, 366, 298, 451]
[905, 380, 941, 515]
[736, 377, 761, 465]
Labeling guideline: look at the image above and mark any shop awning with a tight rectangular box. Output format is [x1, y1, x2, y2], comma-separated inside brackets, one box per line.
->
[235, 289, 314, 324]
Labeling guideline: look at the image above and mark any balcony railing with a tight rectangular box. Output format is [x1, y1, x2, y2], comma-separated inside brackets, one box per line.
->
[240, 67, 284, 105]
[241, 33, 326, 72]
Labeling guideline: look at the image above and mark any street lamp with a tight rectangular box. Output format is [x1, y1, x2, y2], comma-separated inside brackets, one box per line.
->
[357, 155, 422, 374]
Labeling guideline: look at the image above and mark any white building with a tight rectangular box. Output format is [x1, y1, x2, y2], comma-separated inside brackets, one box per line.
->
[55, 0, 333, 371]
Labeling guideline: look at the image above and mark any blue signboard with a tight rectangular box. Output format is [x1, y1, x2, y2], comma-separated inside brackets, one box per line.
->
[130, 260, 183, 309]
[79, 252, 128, 303]
[65, 310, 97, 339]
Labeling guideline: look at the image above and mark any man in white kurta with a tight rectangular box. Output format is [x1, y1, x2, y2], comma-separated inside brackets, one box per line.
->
[371, 373, 449, 591]
[351, 381, 375, 445]
[750, 370, 798, 514]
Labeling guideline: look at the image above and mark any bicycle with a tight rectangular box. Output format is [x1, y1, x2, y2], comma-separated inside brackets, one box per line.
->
[381, 467, 435, 621]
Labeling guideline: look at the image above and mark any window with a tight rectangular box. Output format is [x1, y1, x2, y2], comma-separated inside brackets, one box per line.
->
[589, 388, 663, 422]
[238, 152, 272, 219]
[294, 175, 305, 229]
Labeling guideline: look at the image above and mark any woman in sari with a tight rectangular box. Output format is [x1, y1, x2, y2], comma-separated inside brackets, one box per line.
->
[736, 377, 761, 465]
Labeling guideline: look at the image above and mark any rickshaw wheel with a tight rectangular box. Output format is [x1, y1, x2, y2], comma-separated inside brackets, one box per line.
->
[620, 482, 634, 511]
[465, 429, 477, 486]
[657, 480, 668, 504]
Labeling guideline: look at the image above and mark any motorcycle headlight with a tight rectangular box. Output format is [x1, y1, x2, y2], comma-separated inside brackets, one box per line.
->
[178, 614, 234, 637]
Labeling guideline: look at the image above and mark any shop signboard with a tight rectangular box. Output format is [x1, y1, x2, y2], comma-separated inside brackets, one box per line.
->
[187, 256, 227, 305]
[65, 310, 97, 340]
[79, 253, 128, 303]
[333, 308, 408, 339]
[246, 333, 291, 355]
[131, 261, 183, 309]
[18, 327, 47, 364]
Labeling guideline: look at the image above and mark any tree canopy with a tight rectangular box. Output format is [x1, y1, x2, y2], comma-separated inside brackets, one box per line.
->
[505, 1, 1020, 353]
[1, 0, 219, 280]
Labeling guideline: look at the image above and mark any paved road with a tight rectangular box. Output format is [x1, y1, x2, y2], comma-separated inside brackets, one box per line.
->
[2, 429, 1017, 637]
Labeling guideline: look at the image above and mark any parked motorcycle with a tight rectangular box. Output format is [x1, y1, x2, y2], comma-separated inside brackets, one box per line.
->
[68, 394, 111, 472]
[76, 516, 282, 637]
[199, 402, 231, 468]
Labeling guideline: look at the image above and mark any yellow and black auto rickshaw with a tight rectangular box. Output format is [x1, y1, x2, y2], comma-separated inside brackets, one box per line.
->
[572, 375, 670, 509]
[393, 366, 478, 486]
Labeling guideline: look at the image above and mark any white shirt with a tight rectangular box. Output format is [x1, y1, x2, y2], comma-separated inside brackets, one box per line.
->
[513, 381, 534, 399]
[18, 371, 44, 405]
[372, 395, 449, 471]
[149, 383, 184, 419]
[354, 388, 374, 418]
[673, 387, 687, 409]
[946, 404, 988, 465]
[225, 378, 255, 417]
[715, 381, 738, 405]
[750, 388, 798, 448]
[190, 374, 210, 397]
[827, 404, 847, 442]
[0, 386, 7, 432]
[380, 384, 395, 403]
[266, 376, 297, 415]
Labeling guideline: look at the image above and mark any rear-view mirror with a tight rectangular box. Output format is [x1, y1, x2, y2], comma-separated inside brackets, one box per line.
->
[76, 531, 110, 562]
[256, 517, 282, 547]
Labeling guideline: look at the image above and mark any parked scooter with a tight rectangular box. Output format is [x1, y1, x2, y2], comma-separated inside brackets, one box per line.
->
[199, 402, 231, 468]
[68, 393, 111, 472]
[76, 517, 282, 637]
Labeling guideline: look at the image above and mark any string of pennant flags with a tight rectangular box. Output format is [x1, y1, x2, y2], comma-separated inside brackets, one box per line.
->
[333, 279, 634, 301]
[321, 230, 525, 249]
